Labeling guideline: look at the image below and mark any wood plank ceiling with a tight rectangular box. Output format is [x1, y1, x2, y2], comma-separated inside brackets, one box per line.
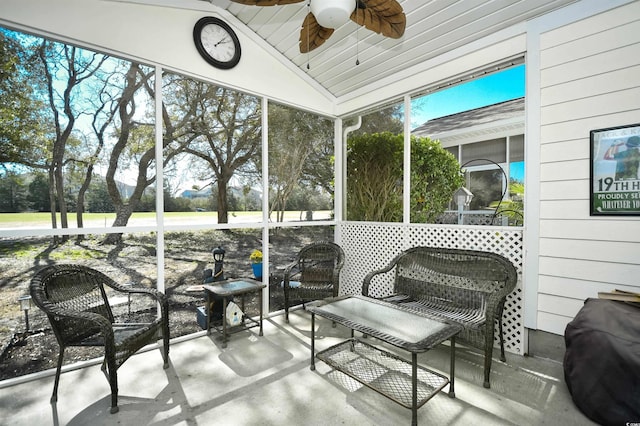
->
[117, 0, 578, 97]
[214, 0, 578, 98]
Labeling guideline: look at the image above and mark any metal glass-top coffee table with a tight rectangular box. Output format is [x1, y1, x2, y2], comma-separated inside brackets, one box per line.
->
[307, 295, 462, 426]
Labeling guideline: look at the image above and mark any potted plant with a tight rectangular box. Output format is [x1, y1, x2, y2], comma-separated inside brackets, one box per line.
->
[250, 249, 263, 279]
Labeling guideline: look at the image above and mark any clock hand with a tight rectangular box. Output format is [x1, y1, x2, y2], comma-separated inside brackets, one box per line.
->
[214, 37, 231, 47]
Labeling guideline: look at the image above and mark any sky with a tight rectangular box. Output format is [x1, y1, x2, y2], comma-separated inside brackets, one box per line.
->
[410, 65, 526, 129]
[410, 64, 526, 181]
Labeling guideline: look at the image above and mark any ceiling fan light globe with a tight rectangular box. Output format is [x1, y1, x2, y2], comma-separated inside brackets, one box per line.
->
[310, 0, 355, 29]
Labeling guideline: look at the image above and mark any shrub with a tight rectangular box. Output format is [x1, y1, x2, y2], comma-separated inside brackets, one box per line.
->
[347, 132, 463, 222]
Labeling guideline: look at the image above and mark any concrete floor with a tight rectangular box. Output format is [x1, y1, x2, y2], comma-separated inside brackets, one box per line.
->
[0, 310, 595, 426]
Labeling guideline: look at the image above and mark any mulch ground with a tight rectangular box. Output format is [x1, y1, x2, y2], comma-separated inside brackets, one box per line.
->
[0, 227, 331, 381]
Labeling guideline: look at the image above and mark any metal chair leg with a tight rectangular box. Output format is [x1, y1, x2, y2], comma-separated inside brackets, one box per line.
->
[50, 347, 65, 403]
[162, 326, 170, 369]
[104, 357, 119, 414]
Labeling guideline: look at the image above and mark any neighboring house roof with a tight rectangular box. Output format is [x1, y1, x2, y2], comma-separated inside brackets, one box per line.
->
[412, 97, 524, 139]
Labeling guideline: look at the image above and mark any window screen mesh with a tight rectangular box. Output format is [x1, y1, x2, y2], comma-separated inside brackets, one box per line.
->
[461, 138, 506, 165]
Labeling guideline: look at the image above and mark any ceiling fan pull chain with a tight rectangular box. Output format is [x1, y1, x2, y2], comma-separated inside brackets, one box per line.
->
[355, 4, 360, 65]
[306, 1, 311, 70]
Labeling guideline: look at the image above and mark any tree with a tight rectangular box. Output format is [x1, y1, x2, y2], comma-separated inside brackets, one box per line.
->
[1, 30, 117, 237]
[0, 30, 48, 167]
[163, 182, 192, 212]
[37, 40, 109, 234]
[268, 103, 334, 221]
[103, 62, 157, 243]
[103, 66, 243, 243]
[286, 186, 331, 211]
[86, 178, 114, 212]
[410, 136, 464, 222]
[166, 75, 261, 224]
[136, 188, 156, 212]
[347, 132, 463, 222]
[346, 104, 404, 136]
[346, 132, 404, 221]
[27, 172, 50, 212]
[0, 171, 28, 212]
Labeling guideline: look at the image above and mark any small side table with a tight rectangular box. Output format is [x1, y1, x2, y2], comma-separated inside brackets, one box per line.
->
[203, 279, 266, 348]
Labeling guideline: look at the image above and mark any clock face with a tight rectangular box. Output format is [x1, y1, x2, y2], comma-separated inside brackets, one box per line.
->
[194, 17, 241, 69]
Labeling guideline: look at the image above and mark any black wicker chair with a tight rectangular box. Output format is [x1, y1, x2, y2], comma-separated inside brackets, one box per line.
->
[30, 264, 169, 414]
[282, 241, 345, 322]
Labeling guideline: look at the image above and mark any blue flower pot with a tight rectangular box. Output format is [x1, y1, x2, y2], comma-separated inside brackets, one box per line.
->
[252, 263, 263, 279]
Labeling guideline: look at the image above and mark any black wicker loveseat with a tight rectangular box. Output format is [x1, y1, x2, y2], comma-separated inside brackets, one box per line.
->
[30, 264, 170, 413]
[362, 246, 517, 388]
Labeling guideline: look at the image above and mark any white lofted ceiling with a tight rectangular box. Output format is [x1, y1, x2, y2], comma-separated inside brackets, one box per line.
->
[113, 0, 578, 98]
[215, 0, 578, 98]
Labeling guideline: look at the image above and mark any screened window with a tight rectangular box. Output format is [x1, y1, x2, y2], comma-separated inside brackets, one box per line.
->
[345, 102, 404, 222]
[268, 102, 334, 223]
[410, 64, 525, 225]
[0, 26, 338, 381]
[461, 138, 506, 166]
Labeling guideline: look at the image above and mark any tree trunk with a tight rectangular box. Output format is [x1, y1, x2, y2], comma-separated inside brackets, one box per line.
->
[48, 168, 57, 229]
[103, 205, 133, 245]
[75, 164, 93, 241]
[217, 179, 228, 224]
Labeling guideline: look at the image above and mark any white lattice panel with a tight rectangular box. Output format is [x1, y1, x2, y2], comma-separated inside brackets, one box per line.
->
[338, 222, 525, 355]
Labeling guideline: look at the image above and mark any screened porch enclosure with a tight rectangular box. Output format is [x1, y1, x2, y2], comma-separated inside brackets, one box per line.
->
[1, 1, 638, 423]
[0, 12, 529, 383]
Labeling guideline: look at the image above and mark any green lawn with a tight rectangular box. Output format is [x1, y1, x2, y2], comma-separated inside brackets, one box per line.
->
[0, 211, 222, 225]
[0, 210, 331, 227]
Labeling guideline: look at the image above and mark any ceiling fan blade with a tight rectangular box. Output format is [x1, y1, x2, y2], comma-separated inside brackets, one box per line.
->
[351, 0, 406, 39]
[229, 0, 304, 5]
[299, 12, 335, 53]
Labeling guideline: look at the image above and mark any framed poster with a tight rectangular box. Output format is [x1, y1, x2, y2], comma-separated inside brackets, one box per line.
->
[590, 123, 640, 216]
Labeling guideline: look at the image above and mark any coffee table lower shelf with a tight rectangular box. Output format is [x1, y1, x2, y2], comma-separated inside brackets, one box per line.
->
[316, 338, 450, 409]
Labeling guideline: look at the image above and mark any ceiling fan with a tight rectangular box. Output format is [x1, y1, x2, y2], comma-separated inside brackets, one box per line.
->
[229, 0, 406, 53]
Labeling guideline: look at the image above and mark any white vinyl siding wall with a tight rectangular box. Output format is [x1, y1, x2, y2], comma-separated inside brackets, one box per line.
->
[536, 1, 640, 334]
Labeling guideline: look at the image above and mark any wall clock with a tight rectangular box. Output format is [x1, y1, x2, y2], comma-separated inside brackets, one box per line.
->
[193, 16, 241, 70]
